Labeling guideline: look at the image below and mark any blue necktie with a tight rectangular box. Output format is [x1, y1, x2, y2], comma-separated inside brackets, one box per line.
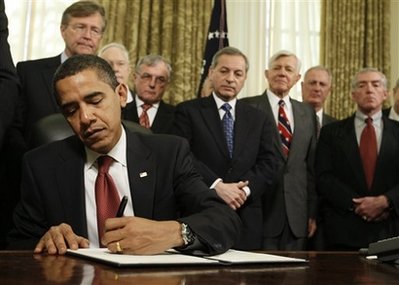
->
[221, 103, 234, 158]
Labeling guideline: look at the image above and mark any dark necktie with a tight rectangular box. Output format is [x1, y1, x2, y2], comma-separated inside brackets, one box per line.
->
[278, 100, 292, 156]
[221, 103, 234, 158]
[95, 156, 120, 245]
[359, 117, 377, 190]
[316, 115, 321, 139]
[139, 103, 152, 128]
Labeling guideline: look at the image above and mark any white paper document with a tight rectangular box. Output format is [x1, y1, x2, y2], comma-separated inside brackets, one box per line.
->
[67, 248, 307, 268]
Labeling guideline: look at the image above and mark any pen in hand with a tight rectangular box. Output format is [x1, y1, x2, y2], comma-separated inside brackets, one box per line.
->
[116, 196, 128, 217]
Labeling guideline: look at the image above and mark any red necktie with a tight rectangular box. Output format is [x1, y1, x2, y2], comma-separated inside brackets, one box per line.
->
[278, 100, 292, 156]
[139, 103, 152, 128]
[359, 117, 377, 190]
[95, 156, 120, 245]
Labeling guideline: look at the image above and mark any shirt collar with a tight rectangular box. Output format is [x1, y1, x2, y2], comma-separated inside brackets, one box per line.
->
[212, 92, 237, 110]
[135, 95, 160, 109]
[85, 126, 127, 170]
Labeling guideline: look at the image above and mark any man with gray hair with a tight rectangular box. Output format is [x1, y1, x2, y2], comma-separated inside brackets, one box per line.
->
[98, 42, 134, 104]
[316, 68, 399, 250]
[241, 50, 318, 250]
[122, 54, 175, 134]
[301, 65, 336, 129]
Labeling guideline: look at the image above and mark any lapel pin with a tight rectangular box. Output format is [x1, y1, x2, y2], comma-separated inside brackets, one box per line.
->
[139, 172, 148, 178]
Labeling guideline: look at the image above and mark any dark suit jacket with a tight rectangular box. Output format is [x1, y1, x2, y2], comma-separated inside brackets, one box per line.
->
[16, 54, 61, 143]
[172, 96, 278, 250]
[0, 0, 18, 146]
[316, 115, 399, 248]
[8, 129, 241, 255]
[322, 112, 336, 126]
[122, 97, 175, 134]
[0, 0, 20, 250]
[241, 91, 317, 239]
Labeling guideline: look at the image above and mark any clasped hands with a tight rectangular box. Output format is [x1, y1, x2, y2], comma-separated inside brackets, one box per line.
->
[214, 180, 249, 210]
[34, 217, 183, 255]
[352, 195, 390, 222]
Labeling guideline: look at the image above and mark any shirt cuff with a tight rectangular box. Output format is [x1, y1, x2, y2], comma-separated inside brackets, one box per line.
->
[210, 178, 223, 189]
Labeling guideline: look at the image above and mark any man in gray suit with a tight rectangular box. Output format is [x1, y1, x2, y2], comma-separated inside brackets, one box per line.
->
[241, 50, 318, 250]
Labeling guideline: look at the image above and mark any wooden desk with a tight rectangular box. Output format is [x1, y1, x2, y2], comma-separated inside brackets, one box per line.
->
[0, 251, 398, 284]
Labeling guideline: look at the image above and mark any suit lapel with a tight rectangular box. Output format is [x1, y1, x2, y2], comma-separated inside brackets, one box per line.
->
[42, 55, 62, 112]
[126, 131, 156, 218]
[233, 101, 253, 158]
[200, 96, 230, 158]
[260, 93, 286, 160]
[56, 137, 88, 236]
[339, 117, 367, 189]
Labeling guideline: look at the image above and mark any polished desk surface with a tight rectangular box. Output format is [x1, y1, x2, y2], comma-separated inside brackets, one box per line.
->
[0, 251, 398, 284]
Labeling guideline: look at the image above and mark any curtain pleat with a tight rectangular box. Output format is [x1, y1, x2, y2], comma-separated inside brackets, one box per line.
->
[99, 0, 213, 105]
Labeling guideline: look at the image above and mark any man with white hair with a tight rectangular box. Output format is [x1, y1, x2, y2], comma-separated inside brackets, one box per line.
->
[241, 50, 318, 250]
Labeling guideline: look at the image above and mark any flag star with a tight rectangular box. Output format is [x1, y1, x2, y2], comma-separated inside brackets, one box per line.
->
[208, 32, 214, 40]
[214, 30, 220, 38]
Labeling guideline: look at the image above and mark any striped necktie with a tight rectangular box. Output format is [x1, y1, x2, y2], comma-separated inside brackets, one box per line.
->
[278, 100, 292, 156]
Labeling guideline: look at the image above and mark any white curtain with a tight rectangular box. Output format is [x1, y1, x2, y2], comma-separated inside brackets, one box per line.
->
[227, 0, 321, 100]
[5, 0, 74, 63]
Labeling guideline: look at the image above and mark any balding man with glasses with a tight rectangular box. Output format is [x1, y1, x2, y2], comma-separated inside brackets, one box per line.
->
[122, 54, 175, 134]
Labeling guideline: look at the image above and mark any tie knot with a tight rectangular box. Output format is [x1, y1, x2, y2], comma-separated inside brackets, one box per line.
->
[365, 117, 373, 124]
[97, 156, 113, 174]
[142, 103, 152, 111]
[278, 100, 285, 107]
[221, 103, 232, 112]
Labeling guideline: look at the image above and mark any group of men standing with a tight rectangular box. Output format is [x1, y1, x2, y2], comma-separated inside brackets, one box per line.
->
[2, 0, 399, 254]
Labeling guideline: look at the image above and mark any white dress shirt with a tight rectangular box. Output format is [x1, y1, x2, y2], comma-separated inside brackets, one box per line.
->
[84, 127, 134, 247]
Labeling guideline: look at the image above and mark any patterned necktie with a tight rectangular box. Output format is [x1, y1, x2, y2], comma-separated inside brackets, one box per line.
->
[359, 117, 377, 190]
[221, 103, 234, 158]
[278, 100, 292, 156]
[95, 156, 120, 245]
[139, 103, 152, 128]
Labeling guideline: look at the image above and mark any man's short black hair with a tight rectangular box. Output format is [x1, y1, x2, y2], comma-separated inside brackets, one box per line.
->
[53, 54, 119, 104]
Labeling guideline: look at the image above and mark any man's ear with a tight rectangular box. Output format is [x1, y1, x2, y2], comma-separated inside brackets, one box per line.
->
[116, 83, 128, 108]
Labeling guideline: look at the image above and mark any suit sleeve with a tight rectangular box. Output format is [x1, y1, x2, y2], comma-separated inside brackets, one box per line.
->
[172, 102, 221, 185]
[172, 138, 242, 255]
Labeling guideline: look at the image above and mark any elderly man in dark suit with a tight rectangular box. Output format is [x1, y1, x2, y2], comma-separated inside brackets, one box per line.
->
[241, 50, 318, 250]
[316, 68, 399, 250]
[8, 54, 241, 255]
[173, 47, 278, 250]
[122, 55, 175, 134]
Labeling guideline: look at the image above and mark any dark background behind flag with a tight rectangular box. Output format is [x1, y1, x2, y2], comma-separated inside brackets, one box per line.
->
[197, 0, 229, 97]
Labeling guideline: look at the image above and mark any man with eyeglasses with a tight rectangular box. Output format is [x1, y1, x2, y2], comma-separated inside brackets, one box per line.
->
[4, 1, 106, 219]
[122, 54, 175, 134]
[12, 1, 106, 151]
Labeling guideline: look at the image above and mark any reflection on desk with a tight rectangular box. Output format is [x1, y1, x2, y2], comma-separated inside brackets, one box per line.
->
[1, 251, 399, 285]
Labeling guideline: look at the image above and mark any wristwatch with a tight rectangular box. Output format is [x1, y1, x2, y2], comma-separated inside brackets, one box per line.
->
[180, 223, 196, 247]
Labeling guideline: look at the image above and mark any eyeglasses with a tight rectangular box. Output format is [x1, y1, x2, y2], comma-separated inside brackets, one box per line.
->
[136, 72, 168, 86]
[68, 24, 103, 38]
